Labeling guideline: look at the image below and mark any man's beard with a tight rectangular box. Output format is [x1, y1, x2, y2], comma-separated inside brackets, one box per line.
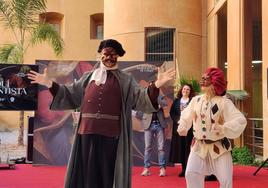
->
[202, 85, 215, 98]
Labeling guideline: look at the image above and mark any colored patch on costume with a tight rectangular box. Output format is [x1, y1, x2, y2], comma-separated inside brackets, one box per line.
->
[193, 112, 197, 122]
[211, 104, 219, 114]
[211, 119, 215, 123]
[213, 144, 220, 154]
[221, 137, 230, 150]
[191, 138, 196, 147]
[218, 115, 224, 125]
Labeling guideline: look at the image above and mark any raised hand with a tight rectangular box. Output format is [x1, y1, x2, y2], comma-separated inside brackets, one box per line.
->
[27, 68, 53, 88]
[155, 67, 175, 88]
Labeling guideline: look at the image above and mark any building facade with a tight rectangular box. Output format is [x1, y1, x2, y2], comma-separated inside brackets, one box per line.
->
[207, 0, 267, 159]
[0, 0, 267, 159]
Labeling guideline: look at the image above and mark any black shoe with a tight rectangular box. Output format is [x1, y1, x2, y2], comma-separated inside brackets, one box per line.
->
[178, 171, 185, 177]
[205, 174, 217, 181]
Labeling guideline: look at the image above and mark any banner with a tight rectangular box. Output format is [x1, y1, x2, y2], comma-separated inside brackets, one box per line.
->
[0, 64, 38, 110]
[120, 61, 174, 166]
[33, 60, 174, 166]
[33, 60, 95, 165]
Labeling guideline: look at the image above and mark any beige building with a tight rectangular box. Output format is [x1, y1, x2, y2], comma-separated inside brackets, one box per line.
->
[0, 0, 267, 159]
[207, 0, 267, 159]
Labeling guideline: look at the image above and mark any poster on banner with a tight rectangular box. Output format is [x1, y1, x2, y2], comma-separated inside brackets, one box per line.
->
[119, 61, 174, 166]
[33, 60, 96, 165]
[0, 64, 38, 165]
[0, 64, 38, 110]
[32, 60, 174, 166]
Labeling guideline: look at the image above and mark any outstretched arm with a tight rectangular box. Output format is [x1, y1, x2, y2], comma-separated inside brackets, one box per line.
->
[147, 68, 175, 109]
[27, 68, 53, 88]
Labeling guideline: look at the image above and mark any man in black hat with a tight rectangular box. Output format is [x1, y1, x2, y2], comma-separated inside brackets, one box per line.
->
[28, 39, 175, 188]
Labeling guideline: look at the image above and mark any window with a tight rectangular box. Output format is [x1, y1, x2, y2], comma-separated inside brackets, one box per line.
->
[90, 13, 104, 39]
[253, 21, 262, 61]
[39, 12, 64, 35]
[145, 27, 175, 61]
[96, 24, 104, 39]
[217, 4, 227, 74]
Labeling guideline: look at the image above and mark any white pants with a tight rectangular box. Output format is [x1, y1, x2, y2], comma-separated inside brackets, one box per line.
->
[185, 151, 233, 188]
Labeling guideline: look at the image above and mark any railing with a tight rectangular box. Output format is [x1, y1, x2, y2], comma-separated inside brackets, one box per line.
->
[247, 118, 263, 157]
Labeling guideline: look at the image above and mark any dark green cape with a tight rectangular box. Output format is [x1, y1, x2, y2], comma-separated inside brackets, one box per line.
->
[50, 69, 157, 188]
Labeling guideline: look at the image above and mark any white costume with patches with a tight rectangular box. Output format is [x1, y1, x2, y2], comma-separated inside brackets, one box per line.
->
[178, 94, 247, 188]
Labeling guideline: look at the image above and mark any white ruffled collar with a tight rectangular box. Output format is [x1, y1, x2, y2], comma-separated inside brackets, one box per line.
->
[89, 62, 118, 85]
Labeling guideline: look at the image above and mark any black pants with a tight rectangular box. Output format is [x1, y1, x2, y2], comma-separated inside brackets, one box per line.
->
[81, 134, 119, 188]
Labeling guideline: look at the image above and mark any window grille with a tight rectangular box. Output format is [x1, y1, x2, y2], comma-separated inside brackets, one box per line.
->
[247, 118, 263, 157]
[145, 27, 175, 61]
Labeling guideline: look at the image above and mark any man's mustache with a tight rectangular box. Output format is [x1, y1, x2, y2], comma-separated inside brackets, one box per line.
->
[104, 59, 116, 63]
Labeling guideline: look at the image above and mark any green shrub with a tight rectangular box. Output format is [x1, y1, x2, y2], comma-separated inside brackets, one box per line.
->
[232, 146, 254, 165]
[252, 158, 268, 167]
[174, 76, 201, 97]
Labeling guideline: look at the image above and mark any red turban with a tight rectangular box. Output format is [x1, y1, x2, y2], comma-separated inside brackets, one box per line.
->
[205, 67, 227, 96]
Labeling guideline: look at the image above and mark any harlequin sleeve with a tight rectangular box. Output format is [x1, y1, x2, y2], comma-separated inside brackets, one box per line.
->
[222, 98, 247, 139]
[177, 96, 195, 133]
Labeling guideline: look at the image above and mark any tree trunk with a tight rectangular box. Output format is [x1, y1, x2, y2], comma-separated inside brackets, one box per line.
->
[18, 110, 24, 146]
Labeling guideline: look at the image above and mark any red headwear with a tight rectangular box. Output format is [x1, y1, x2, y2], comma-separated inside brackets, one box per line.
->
[204, 67, 227, 96]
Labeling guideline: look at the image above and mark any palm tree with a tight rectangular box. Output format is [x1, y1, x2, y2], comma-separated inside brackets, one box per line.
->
[0, 0, 64, 145]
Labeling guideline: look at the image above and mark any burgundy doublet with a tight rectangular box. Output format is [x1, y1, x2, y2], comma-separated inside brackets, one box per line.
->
[78, 71, 122, 137]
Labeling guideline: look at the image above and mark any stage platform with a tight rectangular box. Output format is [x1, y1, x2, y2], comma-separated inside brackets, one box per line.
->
[0, 164, 267, 188]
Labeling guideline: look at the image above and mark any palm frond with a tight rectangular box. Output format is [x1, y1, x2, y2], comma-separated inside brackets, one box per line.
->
[175, 76, 201, 93]
[1, 0, 63, 62]
[0, 44, 15, 63]
[226, 90, 249, 101]
[30, 23, 64, 56]
[0, 0, 15, 29]
[191, 79, 201, 93]
[11, 0, 47, 30]
[0, 43, 23, 64]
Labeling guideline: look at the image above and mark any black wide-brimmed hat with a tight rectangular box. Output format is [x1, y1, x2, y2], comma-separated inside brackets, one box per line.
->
[98, 39, 125, 57]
